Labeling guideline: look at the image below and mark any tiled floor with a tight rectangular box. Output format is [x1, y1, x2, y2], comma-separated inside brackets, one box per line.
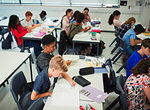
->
[0, 31, 126, 110]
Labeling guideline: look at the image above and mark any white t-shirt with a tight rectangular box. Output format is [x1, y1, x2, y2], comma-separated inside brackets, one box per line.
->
[22, 19, 33, 28]
[35, 15, 44, 24]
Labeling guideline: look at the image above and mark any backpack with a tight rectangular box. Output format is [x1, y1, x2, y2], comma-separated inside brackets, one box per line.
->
[91, 40, 105, 55]
[2, 32, 12, 49]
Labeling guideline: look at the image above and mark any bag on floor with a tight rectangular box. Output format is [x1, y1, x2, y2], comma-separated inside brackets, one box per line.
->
[2, 32, 12, 49]
[91, 40, 105, 55]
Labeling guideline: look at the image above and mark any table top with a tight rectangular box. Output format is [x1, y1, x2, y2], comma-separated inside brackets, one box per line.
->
[22, 18, 61, 40]
[43, 55, 104, 110]
[137, 33, 150, 40]
[0, 51, 31, 85]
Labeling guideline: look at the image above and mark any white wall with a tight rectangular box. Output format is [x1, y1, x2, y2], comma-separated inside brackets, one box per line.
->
[0, 0, 149, 31]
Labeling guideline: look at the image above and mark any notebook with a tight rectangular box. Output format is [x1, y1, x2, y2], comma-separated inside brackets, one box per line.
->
[80, 85, 108, 103]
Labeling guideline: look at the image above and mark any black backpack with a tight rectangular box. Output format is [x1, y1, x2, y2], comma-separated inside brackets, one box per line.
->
[91, 40, 105, 55]
[2, 32, 12, 49]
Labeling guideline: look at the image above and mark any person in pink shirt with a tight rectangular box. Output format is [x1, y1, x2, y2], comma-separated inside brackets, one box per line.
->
[8, 15, 41, 57]
[61, 9, 73, 32]
[108, 10, 121, 29]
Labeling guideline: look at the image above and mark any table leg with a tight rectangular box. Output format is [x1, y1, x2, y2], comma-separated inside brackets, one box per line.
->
[55, 28, 58, 48]
[29, 55, 33, 82]
[97, 43, 99, 56]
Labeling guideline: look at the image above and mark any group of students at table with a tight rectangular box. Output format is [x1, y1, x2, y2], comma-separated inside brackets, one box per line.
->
[7, 8, 150, 109]
[109, 10, 150, 109]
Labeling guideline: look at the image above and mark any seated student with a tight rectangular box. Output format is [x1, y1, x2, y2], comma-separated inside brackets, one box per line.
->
[67, 13, 92, 55]
[22, 11, 41, 30]
[36, 10, 47, 24]
[8, 15, 41, 57]
[124, 58, 150, 110]
[122, 24, 145, 55]
[37, 34, 71, 71]
[82, 8, 91, 22]
[61, 9, 73, 32]
[31, 55, 76, 101]
[126, 38, 150, 78]
[70, 10, 80, 24]
[119, 17, 136, 38]
[108, 10, 121, 29]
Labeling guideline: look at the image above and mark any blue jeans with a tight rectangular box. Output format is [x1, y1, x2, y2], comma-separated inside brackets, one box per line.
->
[24, 40, 41, 57]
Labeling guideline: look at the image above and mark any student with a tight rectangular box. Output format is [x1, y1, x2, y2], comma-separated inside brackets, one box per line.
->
[70, 10, 80, 24]
[31, 55, 76, 101]
[37, 34, 71, 71]
[22, 11, 41, 30]
[119, 17, 136, 38]
[124, 58, 150, 110]
[67, 13, 92, 55]
[36, 10, 47, 24]
[126, 38, 150, 78]
[61, 9, 73, 32]
[82, 8, 91, 22]
[108, 10, 121, 29]
[8, 15, 41, 57]
[122, 24, 145, 55]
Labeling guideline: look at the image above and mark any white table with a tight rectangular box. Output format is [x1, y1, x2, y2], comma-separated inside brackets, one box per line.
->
[0, 51, 33, 87]
[73, 31, 101, 56]
[137, 33, 150, 40]
[43, 55, 104, 110]
[21, 18, 61, 50]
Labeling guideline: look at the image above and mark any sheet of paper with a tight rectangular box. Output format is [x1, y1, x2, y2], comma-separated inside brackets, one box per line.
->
[50, 83, 79, 110]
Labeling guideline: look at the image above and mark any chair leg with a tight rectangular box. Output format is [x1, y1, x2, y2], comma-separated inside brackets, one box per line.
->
[111, 46, 118, 54]
[109, 38, 117, 47]
[111, 50, 121, 61]
[113, 53, 123, 64]
[116, 61, 127, 73]
[105, 96, 120, 110]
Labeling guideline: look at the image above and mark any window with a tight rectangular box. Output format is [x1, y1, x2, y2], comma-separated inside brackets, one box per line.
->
[0, 0, 120, 7]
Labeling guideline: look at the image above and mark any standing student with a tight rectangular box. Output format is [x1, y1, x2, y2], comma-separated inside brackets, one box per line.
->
[124, 58, 150, 110]
[61, 9, 73, 32]
[70, 10, 80, 24]
[31, 55, 76, 101]
[67, 13, 92, 55]
[122, 24, 145, 55]
[82, 8, 91, 22]
[36, 10, 47, 24]
[8, 15, 41, 57]
[37, 34, 71, 71]
[126, 38, 150, 78]
[119, 17, 136, 38]
[22, 11, 41, 30]
[108, 10, 121, 29]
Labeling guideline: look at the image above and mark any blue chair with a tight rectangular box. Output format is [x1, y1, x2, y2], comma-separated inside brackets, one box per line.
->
[27, 98, 45, 110]
[116, 75, 127, 110]
[10, 71, 33, 110]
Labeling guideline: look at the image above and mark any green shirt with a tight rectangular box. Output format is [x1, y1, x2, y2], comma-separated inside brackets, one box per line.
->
[68, 23, 83, 39]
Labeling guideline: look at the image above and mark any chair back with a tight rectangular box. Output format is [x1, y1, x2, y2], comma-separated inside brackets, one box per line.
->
[10, 71, 28, 110]
[35, 60, 41, 74]
[116, 75, 127, 110]
[11, 32, 21, 48]
[58, 30, 67, 56]
[27, 98, 45, 110]
[119, 37, 128, 56]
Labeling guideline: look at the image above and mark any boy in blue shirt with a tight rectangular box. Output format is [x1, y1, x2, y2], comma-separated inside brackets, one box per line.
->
[123, 24, 145, 55]
[31, 55, 76, 101]
[126, 38, 150, 78]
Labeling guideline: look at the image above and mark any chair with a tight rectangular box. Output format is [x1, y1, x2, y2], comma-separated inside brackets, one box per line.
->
[111, 36, 129, 73]
[110, 26, 120, 54]
[27, 98, 45, 110]
[102, 58, 116, 93]
[10, 71, 33, 110]
[115, 75, 127, 110]
[0, 26, 9, 41]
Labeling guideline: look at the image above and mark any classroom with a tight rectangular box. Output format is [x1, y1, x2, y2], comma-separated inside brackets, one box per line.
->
[0, 0, 150, 110]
